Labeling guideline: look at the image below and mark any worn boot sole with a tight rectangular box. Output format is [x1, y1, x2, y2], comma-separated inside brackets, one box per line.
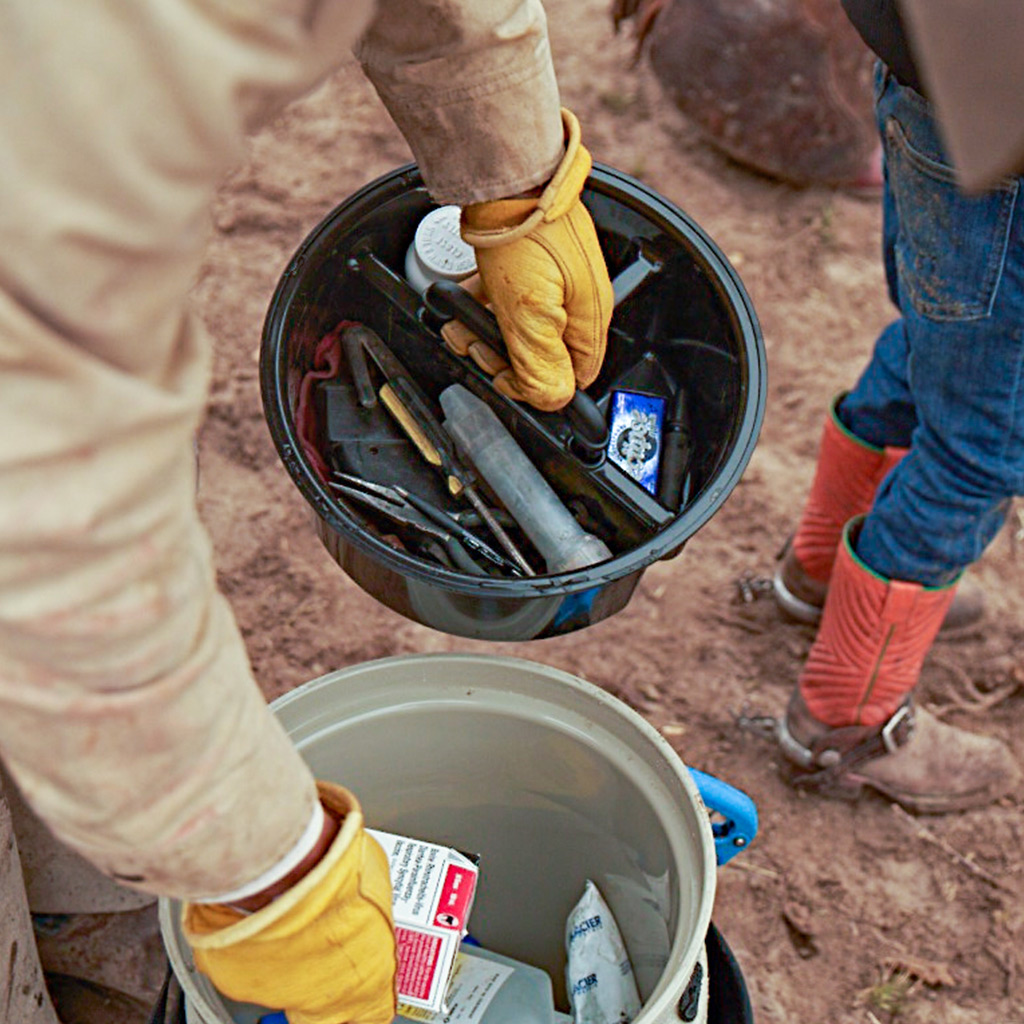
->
[782, 758, 1016, 814]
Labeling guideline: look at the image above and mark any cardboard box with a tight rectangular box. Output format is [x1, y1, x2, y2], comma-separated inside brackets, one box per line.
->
[368, 829, 480, 1014]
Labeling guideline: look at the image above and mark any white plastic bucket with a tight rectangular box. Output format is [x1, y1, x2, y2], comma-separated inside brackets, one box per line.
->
[158, 654, 719, 1024]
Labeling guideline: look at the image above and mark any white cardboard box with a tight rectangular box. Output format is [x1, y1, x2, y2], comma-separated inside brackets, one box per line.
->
[368, 829, 480, 1014]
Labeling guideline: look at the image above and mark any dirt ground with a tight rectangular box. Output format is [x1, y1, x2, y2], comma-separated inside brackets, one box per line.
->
[189, 4, 1023, 1022]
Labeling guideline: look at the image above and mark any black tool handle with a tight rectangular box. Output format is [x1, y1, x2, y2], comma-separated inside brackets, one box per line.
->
[340, 327, 378, 408]
[657, 388, 694, 509]
[444, 539, 487, 575]
[425, 280, 608, 462]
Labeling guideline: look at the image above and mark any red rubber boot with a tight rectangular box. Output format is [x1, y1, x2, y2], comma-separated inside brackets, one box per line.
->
[779, 519, 1020, 812]
[773, 395, 982, 632]
[773, 395, 905, 621]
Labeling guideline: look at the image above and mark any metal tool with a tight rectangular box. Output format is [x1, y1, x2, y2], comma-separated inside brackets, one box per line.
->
[341, 328, 377, 408]
[340, 324, 536, 576]
[390, 483, 522, 574]
[441, 384, 613, 573]
[351, 249, 609, 461]
[347, 251, 675, 543]
[424, 279, 610, 463]
[329, 473, 485, 575]
[451, 507, 516, 530]
[610, 244, 665, 307]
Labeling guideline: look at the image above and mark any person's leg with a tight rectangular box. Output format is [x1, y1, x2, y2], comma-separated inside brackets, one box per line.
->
[782, 67, 1023, 810]
[773, 62, 982, 629]
[852, 67, 1024, 583]
[0, 783, 62, 1024]
[837, 84, 919, 454]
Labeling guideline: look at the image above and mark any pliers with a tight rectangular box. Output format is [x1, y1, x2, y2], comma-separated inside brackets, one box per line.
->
[329, 473, 488, 575]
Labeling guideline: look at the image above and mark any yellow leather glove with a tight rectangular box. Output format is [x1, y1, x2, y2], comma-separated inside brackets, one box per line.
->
[182, 783, 397, 1024]
[453, 108, 614, 412]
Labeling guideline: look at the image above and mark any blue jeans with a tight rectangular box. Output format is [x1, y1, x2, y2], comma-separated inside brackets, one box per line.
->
[837, 65, 1024, 586]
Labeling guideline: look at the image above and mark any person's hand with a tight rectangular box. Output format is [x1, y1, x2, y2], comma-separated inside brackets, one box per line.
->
[183, 783, 397, 1024]
[447, 108, 613, 412]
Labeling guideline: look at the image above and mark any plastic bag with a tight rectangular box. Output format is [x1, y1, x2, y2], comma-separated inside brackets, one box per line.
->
[565, 880, 642, 1024]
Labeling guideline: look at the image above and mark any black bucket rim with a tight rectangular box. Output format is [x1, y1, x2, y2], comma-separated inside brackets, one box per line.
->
[260, 162, 766, 598]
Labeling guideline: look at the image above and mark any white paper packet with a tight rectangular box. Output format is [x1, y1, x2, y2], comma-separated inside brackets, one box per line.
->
[565, 880, 643, 1024]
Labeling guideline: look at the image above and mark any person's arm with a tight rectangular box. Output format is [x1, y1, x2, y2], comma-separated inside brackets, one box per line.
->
[898, 0, 1024, 191]
[1, 4, 399, 1021]
[0, 1, 602, 1019]
[356, 0, 565, 204]
[358, 0, 614, 410]
[0, 0, 377, 906]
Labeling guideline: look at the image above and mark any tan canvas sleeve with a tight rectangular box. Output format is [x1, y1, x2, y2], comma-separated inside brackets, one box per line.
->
[0, 0, 564, 901]
[0, 0, 381, 900]
[357, 0, 566, 204]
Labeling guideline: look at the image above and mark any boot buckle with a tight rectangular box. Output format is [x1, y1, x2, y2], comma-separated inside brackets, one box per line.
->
[880, 703, 914, 754]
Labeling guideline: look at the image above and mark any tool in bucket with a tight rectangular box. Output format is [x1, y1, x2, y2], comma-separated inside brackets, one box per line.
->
[424, 233, 673, 462]
[423, 278, 609, 464]
[329, 473, 518, 576]
[347, 251, 675, 541]
[657, 387, 694, 509]
[440, 385, 614, 574]
[339, 323, 536, 576]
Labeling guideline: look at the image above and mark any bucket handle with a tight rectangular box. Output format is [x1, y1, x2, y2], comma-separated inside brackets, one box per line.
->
[687, 768, 758, 867]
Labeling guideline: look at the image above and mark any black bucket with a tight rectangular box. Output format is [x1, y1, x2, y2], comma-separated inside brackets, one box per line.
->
[260, 164, 765, 640]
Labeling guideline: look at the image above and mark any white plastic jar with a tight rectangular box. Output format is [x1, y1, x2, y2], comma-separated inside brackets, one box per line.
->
[404, 204, 477, 293]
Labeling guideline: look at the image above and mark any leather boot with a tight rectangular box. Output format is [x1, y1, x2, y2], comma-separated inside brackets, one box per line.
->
[781, 693, 1021, 812]
[773, 394, 984, 634]
[778, 519, 1020, 812]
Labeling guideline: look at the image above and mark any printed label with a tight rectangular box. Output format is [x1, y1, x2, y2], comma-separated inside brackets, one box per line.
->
[399, 951, 514, 1024]
[606, 391, 665, 495]
[395, 928, 451, 1003]
[435, 863, 475, 930]
[369, 829, 480, 1013]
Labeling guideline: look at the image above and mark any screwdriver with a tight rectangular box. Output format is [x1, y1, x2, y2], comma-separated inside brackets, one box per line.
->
[341, 325, 536, 576]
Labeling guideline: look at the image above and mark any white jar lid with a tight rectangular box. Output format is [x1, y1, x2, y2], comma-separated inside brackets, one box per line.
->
[406, 205, 477, 292]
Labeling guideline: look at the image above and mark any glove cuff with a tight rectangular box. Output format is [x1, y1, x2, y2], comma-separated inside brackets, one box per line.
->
[182, 781, 363, 950]
[462, 108, 591, 248]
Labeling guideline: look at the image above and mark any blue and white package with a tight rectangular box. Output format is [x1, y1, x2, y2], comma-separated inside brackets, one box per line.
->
[565, 880, 642, 1024]
[606, 391, 665, 495]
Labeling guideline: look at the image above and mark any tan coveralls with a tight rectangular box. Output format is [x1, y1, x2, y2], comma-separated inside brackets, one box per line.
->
[0, 2, 563, 1018]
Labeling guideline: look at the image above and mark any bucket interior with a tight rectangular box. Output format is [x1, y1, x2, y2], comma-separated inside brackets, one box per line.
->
[258, 164, 765, 639]
[160, 655, 716, 1024]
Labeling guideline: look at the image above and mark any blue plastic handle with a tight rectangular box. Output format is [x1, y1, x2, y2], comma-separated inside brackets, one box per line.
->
[688, 768, 758, 867]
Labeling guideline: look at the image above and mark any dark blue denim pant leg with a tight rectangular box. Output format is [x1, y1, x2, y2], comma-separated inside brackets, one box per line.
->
[838, 66, 1024, 586]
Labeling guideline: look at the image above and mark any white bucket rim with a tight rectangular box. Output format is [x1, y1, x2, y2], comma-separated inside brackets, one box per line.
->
[159, 653, 717, 1024]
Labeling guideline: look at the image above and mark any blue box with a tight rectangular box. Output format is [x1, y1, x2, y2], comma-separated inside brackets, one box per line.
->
[606, 390, 666, 495]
